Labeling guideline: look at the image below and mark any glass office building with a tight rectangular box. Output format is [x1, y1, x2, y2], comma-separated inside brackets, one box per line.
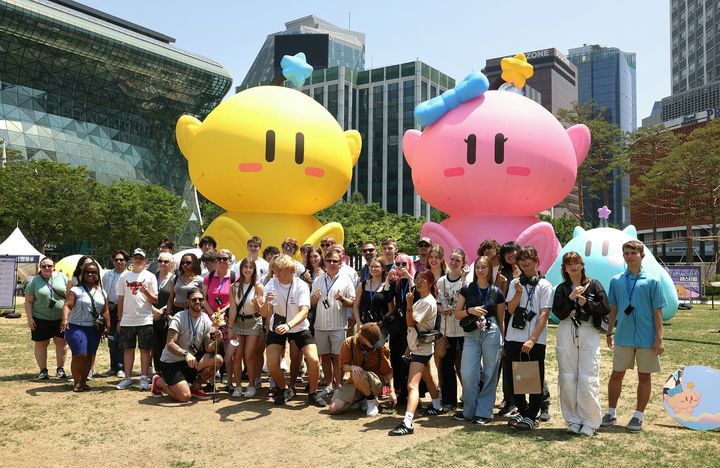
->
[568, 44, 637, 226]
[0, 0, 232, 213]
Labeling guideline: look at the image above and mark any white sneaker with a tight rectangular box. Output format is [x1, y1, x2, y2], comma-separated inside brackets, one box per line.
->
[579, 425, 595, 437]
[244, 386, 257, 398]
[366, 398, 379, 417]
[87, 368, 94, 380]
[280, 358, 288, 372]
[116, 377, 132, 390]
[116, 370, 126, 379]
[139, 375, 150, 390]
[567, 423, 582, 435]
[232, 387, 243, 398]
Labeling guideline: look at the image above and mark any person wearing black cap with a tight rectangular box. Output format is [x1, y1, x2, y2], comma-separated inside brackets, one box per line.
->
[328, 323, 395, 416]
[413, 236, 432, 273]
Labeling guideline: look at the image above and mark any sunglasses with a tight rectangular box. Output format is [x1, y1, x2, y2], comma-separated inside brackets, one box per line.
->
[216, 257, 230, 262]
[157, 260, 170, 264]
[83, 271, 99, 276]
[362, 248, 376, 253]
[282, 243, 296, 249]
[40, 265, 54, 269]
[418, 243, 430, 247]
[395, 261, 408, 267]
[113, 258, 126, 262]
[181, 261, 193, 266]
[320, 243, 331, 247]
[190, 297, 203, 303]
[325, 259, 340, 264]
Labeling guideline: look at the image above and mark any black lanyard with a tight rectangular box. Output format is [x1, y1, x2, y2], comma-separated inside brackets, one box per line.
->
[237, 283, 253, 311]
[81, 284, 99, 319]
[625, 273, 639, 304]
[275, 280, 294, 317]
[368, 279, 383, 304]
[187, 312, 201, 345]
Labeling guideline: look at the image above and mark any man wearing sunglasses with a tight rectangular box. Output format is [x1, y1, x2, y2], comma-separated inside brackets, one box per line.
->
[151, 288, 222, 401]
[413, 237, 432, 273]
[281, 237, 306, 278]
[328, 323, 395, 417]
[98, 250, 129, 378]
[357, 241, 377, 283]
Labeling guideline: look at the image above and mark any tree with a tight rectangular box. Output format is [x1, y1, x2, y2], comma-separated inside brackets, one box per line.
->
[556, 101, 628, 224]
[199, 199, 224, 230]
[0, 159, 98, 253]
[626, 125, 682, 257]
[90, 180, 187, 260]
[539, 213, 580, 246]
[316, 193, 423, 254]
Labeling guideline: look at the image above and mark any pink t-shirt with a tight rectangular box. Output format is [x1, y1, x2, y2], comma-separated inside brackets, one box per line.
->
[203, 272, 233, 313]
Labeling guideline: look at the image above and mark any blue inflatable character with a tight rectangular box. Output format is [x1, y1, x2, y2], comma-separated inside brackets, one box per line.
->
[546, 223, 678, 322]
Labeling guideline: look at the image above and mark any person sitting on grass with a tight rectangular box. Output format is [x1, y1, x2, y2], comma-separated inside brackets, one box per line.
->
[328, 323, 395, 416]
[150, 288, 222, 402]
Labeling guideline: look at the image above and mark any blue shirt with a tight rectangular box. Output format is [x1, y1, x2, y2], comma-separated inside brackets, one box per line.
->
[608, 269, 666, 348]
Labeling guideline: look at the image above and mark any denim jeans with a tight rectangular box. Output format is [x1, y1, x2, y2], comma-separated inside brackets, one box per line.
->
[460, 318, 501, 419]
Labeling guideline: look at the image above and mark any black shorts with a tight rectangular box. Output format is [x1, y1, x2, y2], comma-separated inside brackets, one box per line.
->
[266, 329, 315, 349]
[159, 359, 198, 386]
[31, 317, 64, 342]
[120, 324, 153, 349]
[408, 353, 432, 364]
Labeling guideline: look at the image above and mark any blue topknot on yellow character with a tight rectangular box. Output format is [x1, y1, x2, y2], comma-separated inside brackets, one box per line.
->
[176, 55, 361, 257]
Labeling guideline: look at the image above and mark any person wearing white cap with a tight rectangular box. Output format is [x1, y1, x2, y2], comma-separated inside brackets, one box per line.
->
[115, 248, 158, 391]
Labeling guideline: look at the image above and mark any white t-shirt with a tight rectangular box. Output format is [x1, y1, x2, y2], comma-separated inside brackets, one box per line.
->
[263, 277, 310, 332]
[436, 273, 471, 338]
[505, 277, 553, 345]
[116, 269, 158, 327]
[407, 294, 437, 356]
[311, 272, 356, 331]
[160, 310, 212, 363]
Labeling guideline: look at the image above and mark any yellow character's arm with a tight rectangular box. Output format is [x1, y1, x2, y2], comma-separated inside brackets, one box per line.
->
[203, 215, 253, 258]
[303, 222, 344, 248]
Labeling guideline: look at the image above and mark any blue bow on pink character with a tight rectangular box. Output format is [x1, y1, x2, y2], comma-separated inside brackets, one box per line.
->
[414, 71, 490, 127]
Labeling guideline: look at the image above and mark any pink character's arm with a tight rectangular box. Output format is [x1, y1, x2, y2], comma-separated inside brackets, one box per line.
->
[421, 222, 463, 263]
[516, 222, 561, 274]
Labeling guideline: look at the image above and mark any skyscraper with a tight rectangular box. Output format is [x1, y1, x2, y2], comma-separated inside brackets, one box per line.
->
[568, 44, 637, 226]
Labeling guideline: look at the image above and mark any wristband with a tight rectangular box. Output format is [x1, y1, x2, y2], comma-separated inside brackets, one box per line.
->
[183, 350, 190, 357]
[606, 332, 614, 337]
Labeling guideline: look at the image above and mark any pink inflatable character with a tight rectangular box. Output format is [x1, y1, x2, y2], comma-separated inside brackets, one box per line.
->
[403, 71, 590, 272]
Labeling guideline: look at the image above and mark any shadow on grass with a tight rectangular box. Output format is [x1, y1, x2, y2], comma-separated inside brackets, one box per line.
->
[215, 398, 274, 422]
[138, 396, 197, 408]
[26, 384, 72, 395]
[0, 373, 42, 382]
[664, 337, 720, 346]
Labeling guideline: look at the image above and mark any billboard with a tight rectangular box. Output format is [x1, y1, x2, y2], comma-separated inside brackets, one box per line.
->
[273, 34, 329, 80]
[664, 266, 702, 299]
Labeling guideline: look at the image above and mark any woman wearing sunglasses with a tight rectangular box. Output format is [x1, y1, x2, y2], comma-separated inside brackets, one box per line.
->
[61, 260, 110, 392]
[386, 254, 415, 406]
[167, 253, 203, 314]
[202, 248, 235, 388]
[352, 257, 394, 326]
[151, 252, 176, 373]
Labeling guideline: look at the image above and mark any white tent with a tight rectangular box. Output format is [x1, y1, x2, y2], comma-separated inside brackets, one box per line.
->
[0, 226, 43, 280]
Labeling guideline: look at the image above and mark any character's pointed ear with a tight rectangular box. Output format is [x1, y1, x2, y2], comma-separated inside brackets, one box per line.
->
[573, 226, 586, 238]
[403, 130, 422, 167]
[567, 124, 591, 167]
[623, 225, 638, 239]
[345, 130, 362, 167]
[176, 115, 202, 160]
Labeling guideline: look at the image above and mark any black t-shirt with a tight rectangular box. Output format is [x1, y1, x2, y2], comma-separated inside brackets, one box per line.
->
[459, 283, 505, 319]
[358, 280, 393, 324]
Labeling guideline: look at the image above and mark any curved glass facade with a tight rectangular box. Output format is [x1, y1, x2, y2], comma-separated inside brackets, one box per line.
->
[0, 0, 233, 195]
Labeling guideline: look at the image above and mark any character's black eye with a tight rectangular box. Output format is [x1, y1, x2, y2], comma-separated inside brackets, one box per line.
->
[295, 132, 304, 165]
[602, 240, 610, 257]
[585, 240, 592, 257]
[495, 133, 507, 164]
[464, 134, 476, 164]
[265, 130, 275, 162]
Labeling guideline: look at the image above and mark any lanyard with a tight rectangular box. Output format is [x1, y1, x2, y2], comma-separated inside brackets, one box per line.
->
[45, 277, 56, 299]
[625, 272, 639, 304]
[275, 279, 294, 317]
[524, 284, 536, 306]
[368, 279, 383, 304]
[324, 274, 339, 297]
[399, 279, 409, 301]
[214, 275, 229, 294]
[473, 283, 490, 309]
[187, 312, 201, 345]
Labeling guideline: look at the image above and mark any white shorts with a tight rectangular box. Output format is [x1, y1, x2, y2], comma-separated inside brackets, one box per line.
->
[314, 329, 346, 355]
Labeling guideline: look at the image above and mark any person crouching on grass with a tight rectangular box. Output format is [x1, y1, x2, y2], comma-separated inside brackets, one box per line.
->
[328, 323, 395, 416]
[150, 288, 222, 401]
[388, 270, 441, 436]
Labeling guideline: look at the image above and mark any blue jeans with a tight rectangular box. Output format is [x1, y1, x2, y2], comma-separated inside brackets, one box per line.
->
[460, 318, 501, 419]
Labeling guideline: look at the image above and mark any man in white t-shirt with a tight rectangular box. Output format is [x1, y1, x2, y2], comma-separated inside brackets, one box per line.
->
[115, 248, 158, 391]
[261, 254, 326, 408]
[311, 250, 356, 396]
[233, 236, 270, 283]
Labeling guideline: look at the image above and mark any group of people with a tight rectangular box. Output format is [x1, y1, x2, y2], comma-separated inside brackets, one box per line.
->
[24, 234, 666, 436]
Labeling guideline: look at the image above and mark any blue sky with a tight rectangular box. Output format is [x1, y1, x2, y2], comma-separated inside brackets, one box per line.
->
[82, 0, 670, 121]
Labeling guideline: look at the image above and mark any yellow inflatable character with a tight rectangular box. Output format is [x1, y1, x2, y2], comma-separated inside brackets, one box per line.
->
[176, 86, 361, 258]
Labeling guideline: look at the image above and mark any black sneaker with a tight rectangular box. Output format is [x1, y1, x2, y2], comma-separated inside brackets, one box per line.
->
[38, 368, 49, 380]
[497, 403, 518, 418]
[388, 422, 414, 436]
[56, 367, 67, 379]
[274, 387, 295, 406]
[452, 411, 467, 421]
[225, 384, 234, 394]
[308, 391, 327, 408]
[422, 406, 445, 416]
[539, 408, 551, 422]
[472, 416, 492, 425]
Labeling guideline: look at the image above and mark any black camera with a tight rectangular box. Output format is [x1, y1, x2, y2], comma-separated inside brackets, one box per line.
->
[624, 304, 634, 315]
[322, 299, 330, 309]
[48, 298, 57, 309]
[512, 307, 537, 329]
[274, 313, 286, 326]
[188, 344, 198, 355]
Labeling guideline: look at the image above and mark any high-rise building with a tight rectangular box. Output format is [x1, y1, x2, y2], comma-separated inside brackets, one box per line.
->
[240, 15, 365, 88]
[0, 0, 233, 241]
[568, 44, 637, 226]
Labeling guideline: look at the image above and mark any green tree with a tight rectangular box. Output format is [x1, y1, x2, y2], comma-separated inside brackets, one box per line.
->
[556, 101, 628, 224]
[90, 180, 187, 259]
[539, 213, 580, 246]
[0, 159, 98, 253]
[626, 125, 682, 257]
[199, 199, 224, 229]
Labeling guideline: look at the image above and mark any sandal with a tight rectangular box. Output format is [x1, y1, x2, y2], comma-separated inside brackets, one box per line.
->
[73, 385, 84, 393]
[268, 386, 280, 398]
[514, 417, 535, 431]
[82, 384, 91, 391]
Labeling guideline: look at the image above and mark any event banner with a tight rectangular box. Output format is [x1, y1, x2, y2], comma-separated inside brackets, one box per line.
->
[664, 266, 701, 299]
[0, 257, 17, 307]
